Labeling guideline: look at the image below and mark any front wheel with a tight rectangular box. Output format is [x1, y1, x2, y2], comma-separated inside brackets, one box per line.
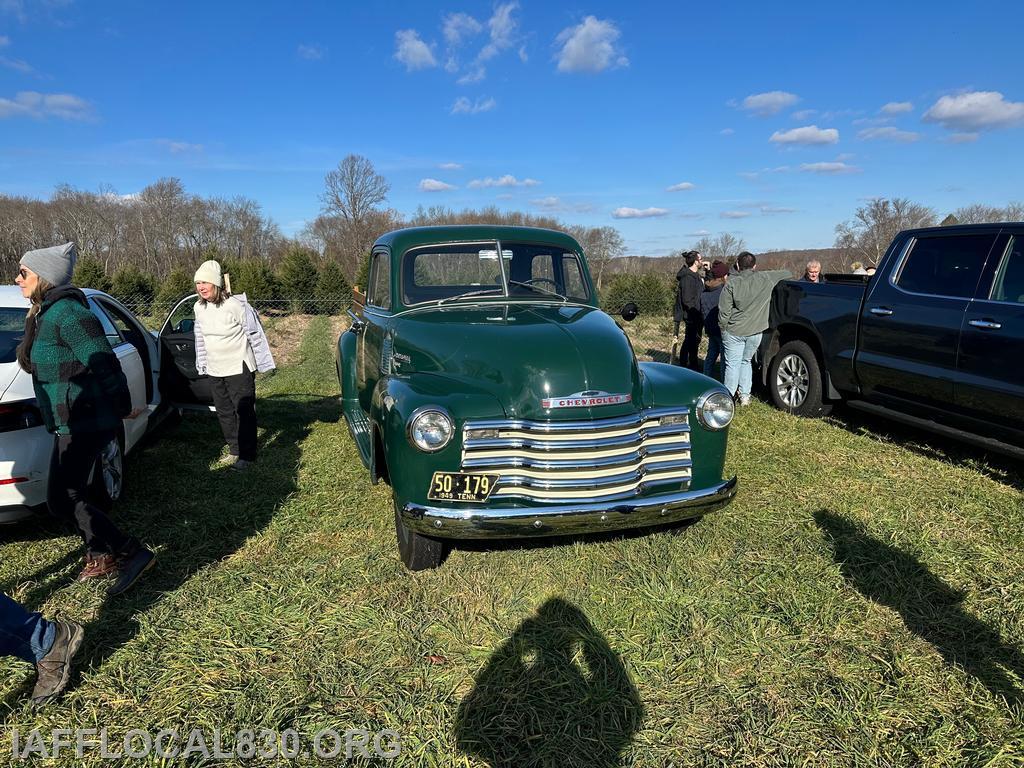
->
[768, 340, 831, 417]
[394, 499, 446, 571]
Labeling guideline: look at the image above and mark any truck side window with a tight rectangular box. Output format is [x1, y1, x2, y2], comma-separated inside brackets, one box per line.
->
[562, 255, 588, 301]
[895, 235, 994, 299]
[990, 239, 1024, 304]
[368, 252, 391, 310]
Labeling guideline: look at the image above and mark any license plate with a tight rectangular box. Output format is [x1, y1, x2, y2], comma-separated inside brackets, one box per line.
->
[427, 472, 498, 503]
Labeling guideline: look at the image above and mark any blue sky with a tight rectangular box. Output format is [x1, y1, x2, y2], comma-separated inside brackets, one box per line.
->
[1, 1, 1022, 256]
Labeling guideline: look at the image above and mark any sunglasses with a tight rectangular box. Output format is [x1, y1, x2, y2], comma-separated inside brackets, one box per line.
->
[17, 267, 30, 279]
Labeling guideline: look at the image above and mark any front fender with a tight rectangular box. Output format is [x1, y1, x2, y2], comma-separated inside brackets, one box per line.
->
[372, 373, 506, 506]
[337, 329, 358, 401]
[640, 362, 730, 489]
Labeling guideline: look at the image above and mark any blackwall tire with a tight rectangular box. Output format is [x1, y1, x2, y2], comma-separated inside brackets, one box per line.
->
[768, 340, 830, 417]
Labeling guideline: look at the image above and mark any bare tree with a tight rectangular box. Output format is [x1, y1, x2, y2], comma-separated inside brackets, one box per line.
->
[691, 233, 747, 263]
[953, 201, 1024, 224]
[321, 155, 390, 223]
[834, 198, 936, 268]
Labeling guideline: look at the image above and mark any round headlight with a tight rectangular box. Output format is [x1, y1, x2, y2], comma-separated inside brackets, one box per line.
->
[407, 407, 454, 452]
[696, 390, 735, 431]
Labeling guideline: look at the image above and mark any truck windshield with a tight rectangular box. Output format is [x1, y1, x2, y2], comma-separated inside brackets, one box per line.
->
[401, 241, 591, 305]
[0, 307, 26, 363]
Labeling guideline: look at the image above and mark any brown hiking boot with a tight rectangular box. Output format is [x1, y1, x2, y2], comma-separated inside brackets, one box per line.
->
[31, 620, 84, 707]
[78, 553, 118, 581]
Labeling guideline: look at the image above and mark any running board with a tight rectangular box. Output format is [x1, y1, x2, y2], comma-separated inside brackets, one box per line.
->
[845, 400, 1024, 460]
[342, 400, 372, 469]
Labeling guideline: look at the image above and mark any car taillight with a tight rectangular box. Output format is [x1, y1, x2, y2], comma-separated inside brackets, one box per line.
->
[0, 401, 42, 433]
[0, 477, 29, 485]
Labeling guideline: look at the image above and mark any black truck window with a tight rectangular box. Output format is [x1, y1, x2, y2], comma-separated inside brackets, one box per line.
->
[895, 234, 993, 299]
[990, 238, 1024, 304]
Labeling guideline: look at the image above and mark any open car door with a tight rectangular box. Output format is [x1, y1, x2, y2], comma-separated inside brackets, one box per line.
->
[159, 295, 214, 407]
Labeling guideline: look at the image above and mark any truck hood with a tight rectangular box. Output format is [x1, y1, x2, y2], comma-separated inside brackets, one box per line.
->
[393, 303, 641, 421]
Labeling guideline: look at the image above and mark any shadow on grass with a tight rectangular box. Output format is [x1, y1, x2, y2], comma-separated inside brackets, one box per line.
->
[0, 393, 340, 716]
[455, 597, 643, 767]
[822, 406, 1024, 493]
[815, 509, 1024, 707]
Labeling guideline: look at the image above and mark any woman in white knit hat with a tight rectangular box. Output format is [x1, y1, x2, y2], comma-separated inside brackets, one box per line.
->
[192, 259, 275, 470]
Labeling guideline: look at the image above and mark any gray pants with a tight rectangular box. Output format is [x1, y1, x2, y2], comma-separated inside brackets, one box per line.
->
[210, 364, 257, 461]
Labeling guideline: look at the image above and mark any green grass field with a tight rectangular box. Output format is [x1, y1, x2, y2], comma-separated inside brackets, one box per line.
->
[2, 316, 1022, 766]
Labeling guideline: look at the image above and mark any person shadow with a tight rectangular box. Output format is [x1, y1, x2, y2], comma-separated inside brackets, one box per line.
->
[814, 509, 1024, 707]
[0, 392, 340, 716]
[454, 597, 643, 767]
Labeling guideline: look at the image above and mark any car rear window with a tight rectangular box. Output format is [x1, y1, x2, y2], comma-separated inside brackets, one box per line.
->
[0, 307, 27, 363]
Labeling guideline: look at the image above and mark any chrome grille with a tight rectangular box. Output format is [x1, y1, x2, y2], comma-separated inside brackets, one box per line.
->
[461, 408, 691, 503]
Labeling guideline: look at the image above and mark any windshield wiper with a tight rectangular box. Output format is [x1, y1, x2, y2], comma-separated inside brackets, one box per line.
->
[507, 281, 568, 301]
[436, 288, 505, 305]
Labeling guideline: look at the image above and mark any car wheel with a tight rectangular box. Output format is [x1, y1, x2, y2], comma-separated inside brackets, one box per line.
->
[768, 340, 830, 417]
[90, 433, 125, 511]
[394, 498, 446, 571]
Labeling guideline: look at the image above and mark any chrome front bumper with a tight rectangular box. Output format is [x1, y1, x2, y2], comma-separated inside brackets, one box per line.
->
[401, 476, 737, 539]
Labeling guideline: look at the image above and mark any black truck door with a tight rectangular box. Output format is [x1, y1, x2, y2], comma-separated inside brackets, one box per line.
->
[855, 231, 997, 414]
[158, 295, 214, 406]
[955, 231, 1024, 439]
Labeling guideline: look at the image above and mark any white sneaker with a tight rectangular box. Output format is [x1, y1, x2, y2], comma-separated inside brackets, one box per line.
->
[739, 395, 751, 407]
[217, 454, 239, 467]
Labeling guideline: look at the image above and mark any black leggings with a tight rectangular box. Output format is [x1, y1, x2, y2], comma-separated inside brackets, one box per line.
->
[48, 430, 136, 558]
[210, 364, 258, 461]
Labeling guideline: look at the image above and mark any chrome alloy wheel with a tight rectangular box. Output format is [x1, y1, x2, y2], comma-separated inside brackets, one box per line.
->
[100, 437, 124, 501]
[775, 353, 810, 408]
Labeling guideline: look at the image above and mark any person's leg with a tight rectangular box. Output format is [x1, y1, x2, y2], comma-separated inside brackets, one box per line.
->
[210, 375, 240, 457]
[0, 592, 55, 664]
[738, 332, 763, 401]
[48, 432, 135, 560]
[223, 365, 257, 463]
[682, 315, 702, 371]
[703, 334, 721, 379]
[721, 332, 743, 396]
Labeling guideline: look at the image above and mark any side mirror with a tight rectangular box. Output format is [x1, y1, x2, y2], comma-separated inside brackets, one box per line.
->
[621, 302, 639, 322]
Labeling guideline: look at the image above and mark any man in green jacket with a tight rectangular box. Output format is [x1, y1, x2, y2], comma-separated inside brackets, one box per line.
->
[717, 252, 791, 406]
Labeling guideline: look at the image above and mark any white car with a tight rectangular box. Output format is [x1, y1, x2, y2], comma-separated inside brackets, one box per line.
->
[0, 286, 213, 523]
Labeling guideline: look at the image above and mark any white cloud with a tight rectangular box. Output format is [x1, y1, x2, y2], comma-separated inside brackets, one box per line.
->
[946, 132, 979, 144]
[394, 29, 437, 71]
[0, 91, 94, 121]
[677, 212, 703, 219]
[419, 178, 456, 192]
[770, 125, 839, 145]
[923, 91, 1024, 131]
[155, 139, 203, 154]
[479, 2, 519, 62]
[881, 101, 913, 115]
[761, 206, 797, 214]
[858, 126, 920, 142]
[666, 181, 695, 192]
[555, 16, 628, 74]
[791, 109, 817, 121]
[297, 43, 325, 60]
[438, 162, 462, 170]
[800, 161, 861, 174]
[456, 66, 485, 85]
[0, 35, 8, 47]
[443, 12, 482, 45]
[451, 96, 496, 115]
[531, 196, 594, 213]
[468, 174, 539, 189]
[741, 91, 800, 116]
[720, 210, 751, 219]
[739, 165, 791, 181]
[612, 207, 668, 219]
[532, 196, 561, 209]
[687, 229, 712, 237]
[719, 128, 735, 136]
[0, 55, 34, 74]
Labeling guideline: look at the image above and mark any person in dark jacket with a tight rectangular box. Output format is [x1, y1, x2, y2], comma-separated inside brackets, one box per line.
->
[0, 592, 83, 707]
[699, 260, 729, 380]
[801, 260, 823, 283]
[672, 251, 704, 371]
[15, 243, 155, 596]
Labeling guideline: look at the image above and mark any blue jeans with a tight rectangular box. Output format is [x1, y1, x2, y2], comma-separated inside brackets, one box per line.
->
[703, 334, 722, 380]
[722, 331, 763, 398]
[0, 592, 55, 664]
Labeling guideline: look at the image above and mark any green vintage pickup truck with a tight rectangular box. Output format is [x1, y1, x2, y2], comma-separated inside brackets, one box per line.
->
[337, 225, 737, 570]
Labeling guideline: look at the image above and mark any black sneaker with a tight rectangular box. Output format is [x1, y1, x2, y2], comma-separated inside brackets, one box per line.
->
[31, 620, 84, 708]
[107, 548, 156, 596]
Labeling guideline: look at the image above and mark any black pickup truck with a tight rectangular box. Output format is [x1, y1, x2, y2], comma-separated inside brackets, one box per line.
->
[760, 223, 1024, 458]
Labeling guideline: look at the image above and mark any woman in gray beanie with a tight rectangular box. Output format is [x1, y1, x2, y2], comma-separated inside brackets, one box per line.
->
[15, 243, 155, 595]
[192, 259, 275, 470]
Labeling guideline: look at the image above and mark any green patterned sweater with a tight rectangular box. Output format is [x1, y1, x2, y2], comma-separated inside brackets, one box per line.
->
[29, 287, 132, 435]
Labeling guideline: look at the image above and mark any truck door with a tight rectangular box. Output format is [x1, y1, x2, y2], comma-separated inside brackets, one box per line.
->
[357, 249, 391, 414]
[855, 231, 998, 413]
[955, 230, 1024, 439]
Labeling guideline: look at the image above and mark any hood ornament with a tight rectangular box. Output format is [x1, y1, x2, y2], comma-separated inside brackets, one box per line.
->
[542, 390, 632, 409]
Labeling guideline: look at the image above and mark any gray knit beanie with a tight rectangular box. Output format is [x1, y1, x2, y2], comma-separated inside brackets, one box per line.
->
[21, 242, 77, 287]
